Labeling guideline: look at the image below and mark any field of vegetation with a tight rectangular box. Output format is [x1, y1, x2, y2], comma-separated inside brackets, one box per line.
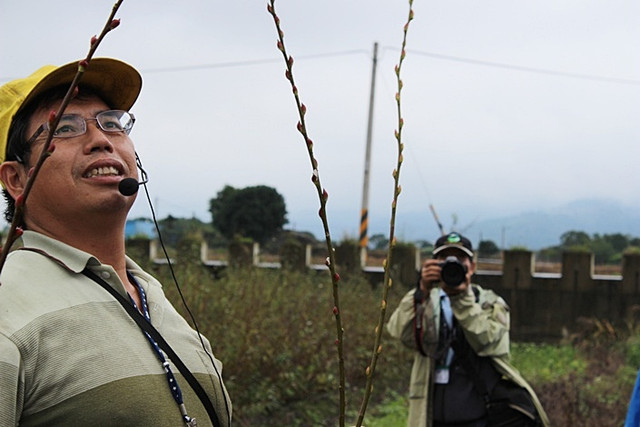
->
[138, 239, 640, 426]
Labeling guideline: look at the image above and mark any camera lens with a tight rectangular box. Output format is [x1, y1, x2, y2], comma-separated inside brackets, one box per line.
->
[439, 256, 467, 287]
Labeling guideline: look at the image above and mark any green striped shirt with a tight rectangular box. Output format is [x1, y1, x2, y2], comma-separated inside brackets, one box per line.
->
[0, 231, 231, 426]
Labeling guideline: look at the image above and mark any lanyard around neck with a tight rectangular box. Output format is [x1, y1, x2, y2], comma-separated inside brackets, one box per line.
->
[128, 272, 196, 426]
[81, 268, 222, 427]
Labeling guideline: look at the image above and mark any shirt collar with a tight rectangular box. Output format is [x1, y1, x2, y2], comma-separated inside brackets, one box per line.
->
[15, 230, 100, 273]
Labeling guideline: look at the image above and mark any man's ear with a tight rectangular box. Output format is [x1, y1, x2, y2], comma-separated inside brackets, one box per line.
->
[0, 161, 28, 199]
[468, 259, 477, 275]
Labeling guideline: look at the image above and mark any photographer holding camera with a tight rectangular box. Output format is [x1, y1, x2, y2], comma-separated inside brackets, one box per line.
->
[387, 232, 548, 426]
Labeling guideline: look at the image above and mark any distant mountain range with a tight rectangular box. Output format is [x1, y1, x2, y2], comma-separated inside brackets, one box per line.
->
[289, 198, 640, 251]
[445, 199, 640, 250]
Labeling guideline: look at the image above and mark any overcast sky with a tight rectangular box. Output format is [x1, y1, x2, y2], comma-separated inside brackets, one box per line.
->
[1, 0, 639, 242]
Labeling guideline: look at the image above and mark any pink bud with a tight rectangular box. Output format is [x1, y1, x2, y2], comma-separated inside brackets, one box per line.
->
[306, 138, 313, 148]
[285, 70, 292, 81]
[79, 59, 89, 68]
[333, 306, 339, 315]
[333, 273, 340, 282]
[47, 143, 56, 153]
[300, 104, 306, 115]
[335, 339, 339, 346]
[296, 121, 303, 132]
[277, 40, 284, 51]
[90, 35, 98, 46]
[27, 167, 35, 178]
[48, 111, 56, 124]
[311, 174, 317, 183]
[15, 194, 24, 208]
[322, 189, 328, 201]
[16, 227, 24, 237]
[288, 56, 294, 67]
[267, 4, 273, 13]
[110, 19, 120, 29]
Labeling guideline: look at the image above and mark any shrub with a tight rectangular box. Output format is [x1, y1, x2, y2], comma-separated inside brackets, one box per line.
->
[161, 265, 412, 425]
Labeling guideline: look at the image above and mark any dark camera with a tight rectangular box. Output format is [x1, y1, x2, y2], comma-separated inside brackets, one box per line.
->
[438, 256, 467, 287]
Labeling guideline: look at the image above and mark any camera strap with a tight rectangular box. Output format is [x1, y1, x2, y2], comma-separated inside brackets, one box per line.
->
[413, 286, 429, 357]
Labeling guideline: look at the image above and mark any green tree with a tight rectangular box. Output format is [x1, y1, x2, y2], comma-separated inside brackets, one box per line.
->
[478, 239, 500, 257]
[602, 233, 629, 253]
[209, 185, 287, 244]
[368, 233, 389, 250]
[158, 215, 222, 247]
[560, 230, 591, 248]
[589, 238, 616, 264]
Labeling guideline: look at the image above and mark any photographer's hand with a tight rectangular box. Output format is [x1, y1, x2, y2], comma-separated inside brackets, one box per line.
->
[419, 259, 442, 293]
[420, 258, 470, 297]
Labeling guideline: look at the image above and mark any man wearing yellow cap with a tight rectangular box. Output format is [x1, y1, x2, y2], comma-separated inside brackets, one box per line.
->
[387, 232, 548, 426]
[0, 58, 231, 426]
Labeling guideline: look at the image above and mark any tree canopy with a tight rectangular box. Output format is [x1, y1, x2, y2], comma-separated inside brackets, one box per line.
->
[209, 185, 288, 243]
[478, 240, 500, 257]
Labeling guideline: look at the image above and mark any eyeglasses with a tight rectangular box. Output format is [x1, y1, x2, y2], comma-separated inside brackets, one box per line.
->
[26, 110, 135, 146]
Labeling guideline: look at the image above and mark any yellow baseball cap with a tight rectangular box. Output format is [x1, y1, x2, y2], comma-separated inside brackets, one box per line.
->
[0, 57, 142, 164]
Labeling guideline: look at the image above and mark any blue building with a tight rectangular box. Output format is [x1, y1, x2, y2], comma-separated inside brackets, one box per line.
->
[125, 218, 157, 239]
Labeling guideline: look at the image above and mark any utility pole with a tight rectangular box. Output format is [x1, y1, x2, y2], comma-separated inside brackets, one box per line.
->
[359, 42, 378, 267]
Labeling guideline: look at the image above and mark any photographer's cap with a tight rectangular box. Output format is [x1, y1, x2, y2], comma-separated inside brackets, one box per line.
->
[433, 232, 474, 258]
[0, 57, 142, 164]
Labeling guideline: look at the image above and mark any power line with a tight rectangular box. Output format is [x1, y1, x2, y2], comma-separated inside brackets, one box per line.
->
[384, 46, 640, 86]
[139, 49, 371, 74]
[2, 47, 637, 85]
[0, 49, 370, 82]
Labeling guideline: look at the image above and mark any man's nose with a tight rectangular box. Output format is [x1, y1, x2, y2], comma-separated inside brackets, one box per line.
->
[84, 122, 115, 153]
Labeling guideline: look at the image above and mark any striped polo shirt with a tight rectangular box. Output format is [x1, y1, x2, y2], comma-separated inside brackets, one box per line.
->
[0, 231, 231, 426]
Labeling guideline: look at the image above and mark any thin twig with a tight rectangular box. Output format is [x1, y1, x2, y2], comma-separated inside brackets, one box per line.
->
[266, 1, 347, 425]
[0, 0, 126, 274]
[355, 2, 414, 425]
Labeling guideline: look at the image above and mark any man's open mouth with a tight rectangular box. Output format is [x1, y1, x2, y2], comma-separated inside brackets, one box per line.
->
[83, 166, 122, 178]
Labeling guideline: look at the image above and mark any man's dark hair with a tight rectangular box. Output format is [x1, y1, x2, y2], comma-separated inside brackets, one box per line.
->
[3, 85, 101, 224]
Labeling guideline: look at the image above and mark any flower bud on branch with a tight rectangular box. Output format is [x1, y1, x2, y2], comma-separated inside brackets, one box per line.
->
[0, 0, 126, 274]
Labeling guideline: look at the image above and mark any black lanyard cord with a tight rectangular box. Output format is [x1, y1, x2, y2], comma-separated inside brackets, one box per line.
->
[82, 268, 223, 427]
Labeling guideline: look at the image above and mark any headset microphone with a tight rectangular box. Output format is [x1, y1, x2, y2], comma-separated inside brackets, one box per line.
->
[118, 152, 149, 196]
[118, 177, 142, 196]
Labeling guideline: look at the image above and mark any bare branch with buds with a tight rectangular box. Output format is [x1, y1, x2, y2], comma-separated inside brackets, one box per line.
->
[0, 0, 127, 274]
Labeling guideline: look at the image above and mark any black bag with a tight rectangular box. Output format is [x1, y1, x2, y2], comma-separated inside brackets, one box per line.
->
[486, 379, 539, 426]
[449, 326, 541, 426]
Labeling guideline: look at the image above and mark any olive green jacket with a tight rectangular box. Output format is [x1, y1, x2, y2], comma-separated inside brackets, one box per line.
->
[386, 285, 549, 427]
